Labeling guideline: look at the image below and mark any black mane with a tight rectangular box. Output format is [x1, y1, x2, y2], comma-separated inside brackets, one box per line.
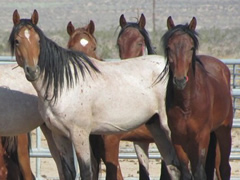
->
[9, 19, 100, 102]
[117, 22, 155, 54]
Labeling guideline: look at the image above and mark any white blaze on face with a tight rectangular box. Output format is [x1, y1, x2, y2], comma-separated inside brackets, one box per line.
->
[80, 38, 89, 47]
[24, 29, 31, 43]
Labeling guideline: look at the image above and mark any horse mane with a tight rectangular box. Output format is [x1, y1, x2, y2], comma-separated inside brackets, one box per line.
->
[117, 22, 155, 54]
[9, 19, 100, 102]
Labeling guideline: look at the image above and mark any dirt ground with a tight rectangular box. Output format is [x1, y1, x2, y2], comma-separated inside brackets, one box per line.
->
[30, 128, 240, 180]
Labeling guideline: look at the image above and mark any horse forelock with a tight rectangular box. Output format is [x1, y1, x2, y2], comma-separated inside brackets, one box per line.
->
[161, 23, 202, 76]
[71, 28, 97, 45]
[9, 20, 100, 102]
[118, 23, 155, 55]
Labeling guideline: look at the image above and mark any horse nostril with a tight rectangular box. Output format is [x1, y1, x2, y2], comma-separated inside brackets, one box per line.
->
[25, 66, 31, 74]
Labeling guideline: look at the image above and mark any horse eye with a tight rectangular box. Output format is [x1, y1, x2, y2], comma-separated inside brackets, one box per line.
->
[14, 39, 19, 46]
[191, 47, 195, 51]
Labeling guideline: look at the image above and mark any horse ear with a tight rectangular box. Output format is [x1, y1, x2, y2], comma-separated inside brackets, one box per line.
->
[87, 20, 95, 35]
[138, 14, 146, 29]
[189, 17, 197, 30]
[67, 21, 75, 35]
[13, 9, 20, 26]
[119, 14, 127, 28]
[31, 9, 39, 25]
[167, 16, 175, 30]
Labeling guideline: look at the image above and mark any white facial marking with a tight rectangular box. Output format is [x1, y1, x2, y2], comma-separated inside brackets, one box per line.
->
[80, 38, 89, 47]
[24, 29, 31, 43]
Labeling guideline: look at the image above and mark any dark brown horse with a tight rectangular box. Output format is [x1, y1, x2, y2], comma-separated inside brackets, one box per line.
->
[0, 134, 34, 180]
[161, 16, 233, 180]
[66, 16, 170, 180]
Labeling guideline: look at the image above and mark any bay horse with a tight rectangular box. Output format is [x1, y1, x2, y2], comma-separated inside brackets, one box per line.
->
[0, 134, 33, 180]
[10, 9, 181, 180]
[162, 16, 233, 180]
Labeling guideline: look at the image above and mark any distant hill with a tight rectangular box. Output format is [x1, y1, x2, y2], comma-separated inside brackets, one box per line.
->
[1, 0, 239, 32]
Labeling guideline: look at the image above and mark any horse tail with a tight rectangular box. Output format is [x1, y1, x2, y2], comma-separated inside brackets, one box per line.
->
[89, 135, 102, 178]
[205, 132, 217, 180]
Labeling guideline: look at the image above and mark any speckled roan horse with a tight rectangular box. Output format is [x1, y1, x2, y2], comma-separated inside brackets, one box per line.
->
[10, 9, 181, 180]
[66, 15, 171, 180]
[162, 16, 233, 180]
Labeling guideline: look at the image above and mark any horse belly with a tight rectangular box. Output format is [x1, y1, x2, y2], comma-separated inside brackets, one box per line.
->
[91, 93, 158, 134]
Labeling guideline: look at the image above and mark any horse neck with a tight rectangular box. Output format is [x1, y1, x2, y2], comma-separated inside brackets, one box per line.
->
[171, 66, 196, 112]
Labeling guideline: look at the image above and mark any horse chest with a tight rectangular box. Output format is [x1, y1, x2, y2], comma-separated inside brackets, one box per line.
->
[168, 106, 206, 135]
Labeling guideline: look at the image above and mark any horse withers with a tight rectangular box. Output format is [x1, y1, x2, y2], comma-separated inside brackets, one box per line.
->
[10, 9, 181, 180]
[162, 16, 233, 180]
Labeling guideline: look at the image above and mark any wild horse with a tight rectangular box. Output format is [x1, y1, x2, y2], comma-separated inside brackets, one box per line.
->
[10, 9, 181, 180]
[67, 15, 169, 180]
[162, 16, 233, 180]
[67, 14, 173, 180]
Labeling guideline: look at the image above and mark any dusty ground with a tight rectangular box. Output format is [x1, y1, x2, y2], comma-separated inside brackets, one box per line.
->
[30, 127, 240, 180]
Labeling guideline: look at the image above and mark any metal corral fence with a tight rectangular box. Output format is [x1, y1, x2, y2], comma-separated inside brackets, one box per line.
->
[0, 56, 240, 179]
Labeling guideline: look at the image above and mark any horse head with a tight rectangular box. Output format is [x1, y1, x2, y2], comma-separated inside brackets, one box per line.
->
[117, 14, 154, 59]
[10, 9, 41, 82]
[162, 16, 198, 90]
[67, 20, 100, 60]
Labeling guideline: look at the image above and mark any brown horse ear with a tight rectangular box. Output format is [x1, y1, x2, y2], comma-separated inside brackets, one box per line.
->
[189, 17, 197, 30]
[67, 21, 75, 35]
[119, 14, 127, 28]
[31, 9, 38, 25]
[87, 20, 95, 35]
[138, 14, 146, 29]
[167, 16, 175, 30]
[13, 9, 20, 26]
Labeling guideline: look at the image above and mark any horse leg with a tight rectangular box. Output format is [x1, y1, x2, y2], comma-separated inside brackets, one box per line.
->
[70, 127, 93, 180]
[17, 133, 35, 180]
[205, 132, 217, 180]
[214, 125, 232, 180]
[40, 124, 74, 180]
[171, 142, 192, 180]
[145, 115, 181, 179]
[160, 160, 171, 180]
[0, 138, 7, 180]
[51, 133, 76, 180]
[215, 142, 221, 180]
[133, 141, 150, 180]
[188, 130, 211, 180]
[101, 135, 124, 180]
[89, 135, 102, 179]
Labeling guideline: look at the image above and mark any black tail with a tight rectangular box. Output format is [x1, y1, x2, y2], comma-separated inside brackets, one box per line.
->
[205, 132, 217, 180]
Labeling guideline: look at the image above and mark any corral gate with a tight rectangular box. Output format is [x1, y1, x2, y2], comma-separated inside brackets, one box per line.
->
[0, 57, 239, 180]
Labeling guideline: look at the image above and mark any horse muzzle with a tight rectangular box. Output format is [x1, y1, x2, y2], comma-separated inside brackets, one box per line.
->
[173, 76, 188, 90]
[24, 65, 40, 81]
